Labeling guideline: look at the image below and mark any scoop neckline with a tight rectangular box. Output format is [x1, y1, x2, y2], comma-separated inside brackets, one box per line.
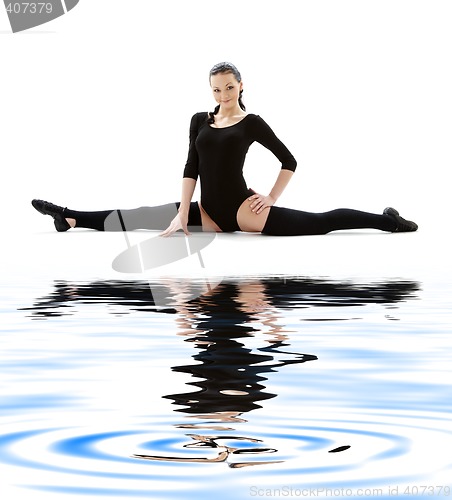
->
[208, 113, 252, 129]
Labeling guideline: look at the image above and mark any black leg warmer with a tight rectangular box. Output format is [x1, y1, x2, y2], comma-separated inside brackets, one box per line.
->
[64, 202, 202, 232]
[262, 206, 396, 236]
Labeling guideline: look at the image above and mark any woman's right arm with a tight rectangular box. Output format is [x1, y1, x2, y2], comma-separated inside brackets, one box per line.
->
[160, 113, 202, 237]
[160, 177, 197, 237]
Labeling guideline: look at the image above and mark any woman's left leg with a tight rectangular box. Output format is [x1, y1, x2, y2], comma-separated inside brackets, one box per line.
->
[237, 199, 416, 235]
[260, 207, 397, 235]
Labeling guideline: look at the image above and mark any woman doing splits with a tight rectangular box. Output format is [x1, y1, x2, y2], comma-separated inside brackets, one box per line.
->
[32, 62, 418, 236]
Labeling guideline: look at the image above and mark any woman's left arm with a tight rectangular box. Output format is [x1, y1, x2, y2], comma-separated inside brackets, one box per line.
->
[248, 115, 297, 214]
[248, 169, 294, 214]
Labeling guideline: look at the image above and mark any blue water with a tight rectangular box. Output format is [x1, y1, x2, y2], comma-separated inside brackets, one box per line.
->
[1, 276, 451, 499]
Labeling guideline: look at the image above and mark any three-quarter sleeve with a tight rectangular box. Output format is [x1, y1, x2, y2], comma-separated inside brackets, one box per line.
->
[182, 113, 202, 180]
[251, 115, 297, 172]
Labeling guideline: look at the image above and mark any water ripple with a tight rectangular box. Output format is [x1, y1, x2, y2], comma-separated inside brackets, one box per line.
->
[1, 409, 451, 497]
[2, 276, 451, 498]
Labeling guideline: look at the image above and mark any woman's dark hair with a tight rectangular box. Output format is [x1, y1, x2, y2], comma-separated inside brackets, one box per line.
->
[207, 62, 246, 124]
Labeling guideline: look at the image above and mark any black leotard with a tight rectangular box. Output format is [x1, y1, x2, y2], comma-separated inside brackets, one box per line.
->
[183, 112, 297, 232]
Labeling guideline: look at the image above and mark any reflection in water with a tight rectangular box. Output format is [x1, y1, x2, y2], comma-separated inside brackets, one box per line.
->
[134, 433, 281, 468]
[20, 277, 420, 319]
[20, 280, 166, 318]
[328, 445, 351, 453]
[21, 277, 420, 467]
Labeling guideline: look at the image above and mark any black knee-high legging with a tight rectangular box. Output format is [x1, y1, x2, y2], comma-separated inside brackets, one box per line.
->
[261, 206, 396, 235]
[63, 203, 396, 234]
[63, 202, 203, 232]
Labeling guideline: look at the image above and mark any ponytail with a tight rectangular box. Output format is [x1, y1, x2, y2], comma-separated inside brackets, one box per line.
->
[207, 104, 220, 125]
[238, 89, 246, 112]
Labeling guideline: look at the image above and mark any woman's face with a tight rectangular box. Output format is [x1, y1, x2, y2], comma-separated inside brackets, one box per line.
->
[210, 72, 243, 110]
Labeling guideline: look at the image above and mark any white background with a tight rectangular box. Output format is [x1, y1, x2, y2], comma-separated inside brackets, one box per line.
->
[0, 0, 451, 275]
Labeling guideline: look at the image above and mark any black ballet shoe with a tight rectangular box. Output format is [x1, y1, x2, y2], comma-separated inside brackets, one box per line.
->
[31, 199, 70, 232]
[383, 207, 418, 233]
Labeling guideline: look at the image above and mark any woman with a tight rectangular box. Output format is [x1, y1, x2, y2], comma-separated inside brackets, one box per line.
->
[32, 62, 417, 236]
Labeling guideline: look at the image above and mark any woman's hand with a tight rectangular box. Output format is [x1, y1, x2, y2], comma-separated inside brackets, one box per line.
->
[160, 212, 190, 237]
[248, 193, 276, 214]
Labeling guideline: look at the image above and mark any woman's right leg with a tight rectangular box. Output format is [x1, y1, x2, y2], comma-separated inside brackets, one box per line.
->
[65, 202, 203, 231]
[32, 199, 203, 232]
